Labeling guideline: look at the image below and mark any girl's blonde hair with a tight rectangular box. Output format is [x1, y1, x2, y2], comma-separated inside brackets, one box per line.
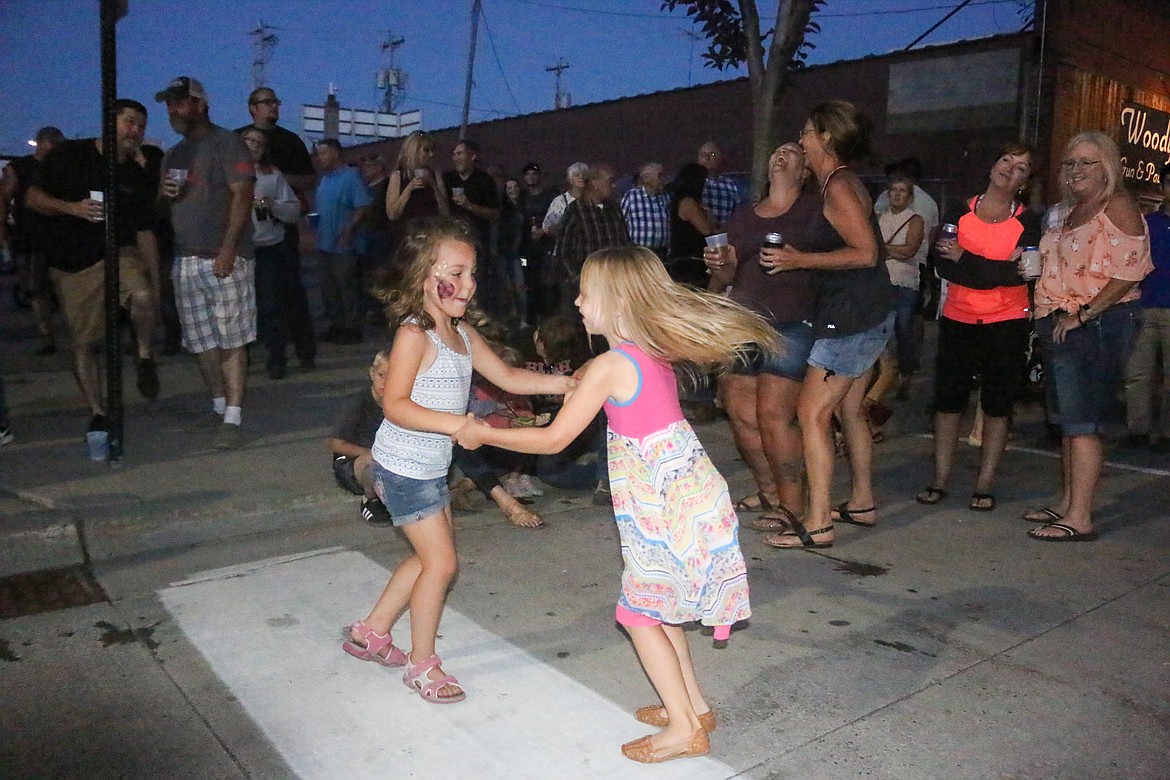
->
[374, 215, 477, 331]
[580, 246, 780, 384]
[393, 130, 435, 173]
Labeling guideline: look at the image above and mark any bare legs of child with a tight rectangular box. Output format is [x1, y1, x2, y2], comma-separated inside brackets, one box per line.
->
[622, 621, 711, 763]
[346, 508, 465, 702]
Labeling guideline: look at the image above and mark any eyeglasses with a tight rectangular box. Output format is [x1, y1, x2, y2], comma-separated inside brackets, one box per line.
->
[251, 98, 281, 107]
[1060, 159, 1102, 171]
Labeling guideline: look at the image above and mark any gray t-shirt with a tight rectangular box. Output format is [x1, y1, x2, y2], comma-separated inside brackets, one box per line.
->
[163, 123, 255, 258]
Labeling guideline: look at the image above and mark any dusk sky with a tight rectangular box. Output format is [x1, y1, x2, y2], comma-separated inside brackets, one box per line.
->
[0, 0, 1027, 156]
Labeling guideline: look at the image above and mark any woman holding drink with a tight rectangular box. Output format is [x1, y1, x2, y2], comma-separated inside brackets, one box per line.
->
[704, 142, 817, 530]
[915, 142, 1041, 512]
[1024, 131, 1151, 541]
[384, 131, 448, 260]
[756, 101, 894, 549]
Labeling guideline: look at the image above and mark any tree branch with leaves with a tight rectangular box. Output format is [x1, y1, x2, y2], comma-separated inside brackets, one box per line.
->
[663, 0, 824, 198]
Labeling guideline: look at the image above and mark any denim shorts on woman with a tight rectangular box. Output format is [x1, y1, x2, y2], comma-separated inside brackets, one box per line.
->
[808, 311, 894, 379]
[1036, 302, 1142, 436]
[732, 320, 814, 381]
[371, 463, 450, 527]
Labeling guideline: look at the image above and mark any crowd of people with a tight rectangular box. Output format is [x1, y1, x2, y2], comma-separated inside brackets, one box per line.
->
[1, 79, 1167, 763]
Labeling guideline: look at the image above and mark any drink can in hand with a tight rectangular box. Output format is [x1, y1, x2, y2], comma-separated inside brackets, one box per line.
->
[940, 223, 959, 241]
[762, 232, 784, 249]
[1020, 246, 1041, 279]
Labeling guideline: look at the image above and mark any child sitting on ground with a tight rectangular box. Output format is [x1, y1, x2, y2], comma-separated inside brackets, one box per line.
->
[328, 350, 394, 525]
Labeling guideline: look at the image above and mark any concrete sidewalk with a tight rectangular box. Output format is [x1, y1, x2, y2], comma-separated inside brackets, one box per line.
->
[2, 266, 1169, 778]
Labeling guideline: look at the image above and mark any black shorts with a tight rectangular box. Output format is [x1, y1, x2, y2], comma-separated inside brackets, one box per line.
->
[332, 454, 364, 495]
[933, 316, 1030, 417]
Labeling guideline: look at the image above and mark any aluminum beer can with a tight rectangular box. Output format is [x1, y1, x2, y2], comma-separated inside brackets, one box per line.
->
[762, 232, 784, 248]
[1020, 246, 1041, 279]
[940, 223, 958, 241]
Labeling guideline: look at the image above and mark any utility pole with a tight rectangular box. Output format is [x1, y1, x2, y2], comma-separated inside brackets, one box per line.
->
[248, 20, 280, 88]
[460, 0, 481, 138]
[378, 32, 406, 113]
[546, 58, 569, 109]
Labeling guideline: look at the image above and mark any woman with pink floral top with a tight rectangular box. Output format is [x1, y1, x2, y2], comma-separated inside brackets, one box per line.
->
[1025, 131, 1153, 541]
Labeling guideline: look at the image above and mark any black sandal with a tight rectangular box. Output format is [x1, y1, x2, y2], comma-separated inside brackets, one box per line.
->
[968, 493, 996, 512]
[831, 502, 877, 527]
[762, 519, 834, 549]
[915, 487, 947, 505]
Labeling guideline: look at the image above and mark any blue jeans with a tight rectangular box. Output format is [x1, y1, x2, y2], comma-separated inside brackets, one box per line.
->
[1037, 302, 1142, 436]
[891, 286, 921, 375]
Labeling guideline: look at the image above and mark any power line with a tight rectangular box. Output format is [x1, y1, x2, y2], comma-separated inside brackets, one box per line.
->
[479, 1, 523, 114]
[501, 0, 1019, 20]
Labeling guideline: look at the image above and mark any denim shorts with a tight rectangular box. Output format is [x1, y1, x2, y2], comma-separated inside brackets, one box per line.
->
[1036, 302, 1142, 436]
[732, 320, 814, 381]
[371, 463, 450, 527]
[808, 312, 894, 379]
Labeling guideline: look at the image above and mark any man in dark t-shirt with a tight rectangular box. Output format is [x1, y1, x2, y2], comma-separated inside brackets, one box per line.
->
[0, 126, 65, 355]
[443, 139, 500, 310]
[235, 86, 318, 370]
[27, 100, 162, 435]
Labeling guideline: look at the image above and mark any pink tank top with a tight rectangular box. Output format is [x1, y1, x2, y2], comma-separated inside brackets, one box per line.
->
[603, 343, 683, 439]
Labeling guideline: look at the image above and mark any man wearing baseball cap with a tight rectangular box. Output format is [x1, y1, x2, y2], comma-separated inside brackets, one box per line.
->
[156, 76, 258, 449]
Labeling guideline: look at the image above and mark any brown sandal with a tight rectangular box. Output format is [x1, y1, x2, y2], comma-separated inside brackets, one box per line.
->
[741, 504, 798, 532]
[634, 705, 716, 732]
[621, 729, 709, 763]
[733, 491, 776, 513]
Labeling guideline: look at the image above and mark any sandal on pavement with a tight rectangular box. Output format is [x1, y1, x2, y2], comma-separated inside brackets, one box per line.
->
[342, 621, 407, 667]
[915, 486, 947, 505]
[634, 705, 716, 733]
[762, 520, 834, 549]
[1022, 507, 1064, 523]
[622, 729, 709, 763]
[968, 493, 996, 512]
[402, 653, 467, 703]
[742, 505, 797, 533]
[733, 491, 775, 513]
[1027, 522, 1098, 542]
[831, 502, 877, 527]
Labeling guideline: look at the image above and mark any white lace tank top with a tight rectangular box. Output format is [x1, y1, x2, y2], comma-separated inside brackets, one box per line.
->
[371, 323, 472, 479]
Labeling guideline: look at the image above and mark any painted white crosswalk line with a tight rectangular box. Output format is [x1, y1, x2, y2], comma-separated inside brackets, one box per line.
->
[160, 548, 735, 779]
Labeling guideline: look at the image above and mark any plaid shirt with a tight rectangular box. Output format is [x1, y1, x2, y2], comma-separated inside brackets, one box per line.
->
[619, 186, 670, 249]
[554, 198, 630, 281]
[702, 175, 742, 228]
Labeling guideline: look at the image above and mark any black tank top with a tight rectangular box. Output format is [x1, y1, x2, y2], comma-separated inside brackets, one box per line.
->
[807, 167, 894, 339]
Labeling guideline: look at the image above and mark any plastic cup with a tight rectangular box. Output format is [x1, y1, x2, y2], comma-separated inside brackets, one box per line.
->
[414, 168, 427, 180]
[89, 190, 105, 221]
[86, 430, 109, 461]
[705, 233, 728, 248]
[452, 187, 465, 199]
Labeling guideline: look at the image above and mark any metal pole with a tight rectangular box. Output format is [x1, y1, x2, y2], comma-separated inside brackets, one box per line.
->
[100, 0, 123, 462]
[460, 0, 481, 138]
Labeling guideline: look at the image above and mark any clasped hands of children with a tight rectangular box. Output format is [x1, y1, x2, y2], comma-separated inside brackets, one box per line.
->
[453, 372, 581, 450]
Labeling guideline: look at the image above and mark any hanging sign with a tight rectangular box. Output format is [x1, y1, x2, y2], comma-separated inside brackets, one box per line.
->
[1119, 101, 1170, 193]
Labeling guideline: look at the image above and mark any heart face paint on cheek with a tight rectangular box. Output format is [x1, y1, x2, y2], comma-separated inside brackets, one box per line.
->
[437, 279, 455, 299]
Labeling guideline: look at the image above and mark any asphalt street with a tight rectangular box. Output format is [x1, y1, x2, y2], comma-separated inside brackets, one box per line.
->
[1, 263, 1168, 779]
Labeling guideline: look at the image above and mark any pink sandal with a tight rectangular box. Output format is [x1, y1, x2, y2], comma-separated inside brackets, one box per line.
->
[402, 653, 466, 704]
[342, 621, 408, 667]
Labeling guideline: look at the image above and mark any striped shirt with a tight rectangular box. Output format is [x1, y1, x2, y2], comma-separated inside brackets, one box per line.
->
[371, 324, 472, 479]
